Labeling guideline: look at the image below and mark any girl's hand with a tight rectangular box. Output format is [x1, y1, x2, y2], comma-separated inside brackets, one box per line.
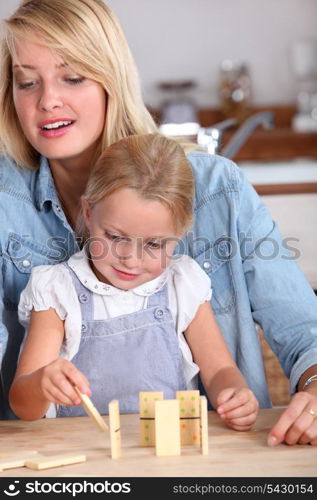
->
[267, 391, 317, 446]
[216, 387, 259, 431]
[38, 358, 91, 406]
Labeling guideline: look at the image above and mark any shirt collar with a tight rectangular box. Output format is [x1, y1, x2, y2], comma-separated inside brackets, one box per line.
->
[35, 156, 59, 210]
[68, 250, 168, 297]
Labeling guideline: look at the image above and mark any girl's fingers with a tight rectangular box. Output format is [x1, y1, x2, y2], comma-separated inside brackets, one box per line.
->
[41, 360, 91, 405]
[217, 388, 252, 414]
[219, 400, 257, 421]
[227, 423, 254, 431]
[61, 362, 91, 395]
[42, 376, 81, 405]
[218, 389, 258, 416]
[216, 387, 236, 407]
[44, 385, 77, 406]
[225, 412, 257, 428]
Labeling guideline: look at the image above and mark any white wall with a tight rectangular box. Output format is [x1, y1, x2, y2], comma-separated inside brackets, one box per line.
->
[2, 0, 317, 109]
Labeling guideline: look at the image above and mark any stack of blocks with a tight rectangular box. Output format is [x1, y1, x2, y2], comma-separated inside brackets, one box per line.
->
[0, 390, 208, 472]
[139, 390, 209, 457]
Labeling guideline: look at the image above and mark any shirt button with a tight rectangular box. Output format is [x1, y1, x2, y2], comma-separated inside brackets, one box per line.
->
[22, 259, 31, 268]
[218, 241, 230, 257]
[78, 293, 88, 303]
[203, 261, 212, 270]
[154, 308, 164, 319]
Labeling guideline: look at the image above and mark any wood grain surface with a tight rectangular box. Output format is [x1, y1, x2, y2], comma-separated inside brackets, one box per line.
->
[1, 409, 316, 477]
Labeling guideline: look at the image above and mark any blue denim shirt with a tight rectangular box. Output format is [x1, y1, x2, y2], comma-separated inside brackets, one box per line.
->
[1, 152, 317, 418]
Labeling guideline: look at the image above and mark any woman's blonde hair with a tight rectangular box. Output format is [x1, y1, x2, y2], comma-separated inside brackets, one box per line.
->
[82, 134, 194, 235]
[0, 0, 157, 168]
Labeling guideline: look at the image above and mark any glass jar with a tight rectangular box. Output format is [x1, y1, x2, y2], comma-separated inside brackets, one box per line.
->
[218, 60, 252, 124]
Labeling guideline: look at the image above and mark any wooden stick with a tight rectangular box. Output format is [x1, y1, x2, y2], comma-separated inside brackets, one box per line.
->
[0, 452, 41, 471]
[200, 396, 209, 455]
[108, 400, 121, 459]
[139, 391, 163, 447]
[25, 453, 86, 470]
[176, 390, 201, 446]
[0, 450, 38, 459]
[155, 399, 181, 456]
[74, 386, 108, 432]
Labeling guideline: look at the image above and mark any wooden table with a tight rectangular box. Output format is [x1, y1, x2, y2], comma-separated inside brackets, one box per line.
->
[1, 408, 316, 477]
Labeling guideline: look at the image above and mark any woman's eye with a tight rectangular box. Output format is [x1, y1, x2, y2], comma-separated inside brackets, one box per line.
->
[65, 76, 86, 85]
[16, 81, 35, 90]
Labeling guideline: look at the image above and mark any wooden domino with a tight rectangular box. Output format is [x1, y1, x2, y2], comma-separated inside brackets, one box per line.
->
[74, 386, 108, 432]
[139, 391, 163, 446]
[200, 395, 209, 455]
[155, 399, 181, 456]
[176, 390, 201, 445]
[0, 450, 38, 459]
[0, 451, 41, 471]
[108, 399, 121, 459]
[25, 453, 86, 470]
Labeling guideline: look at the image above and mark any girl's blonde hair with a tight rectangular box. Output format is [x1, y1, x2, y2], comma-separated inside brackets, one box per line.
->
[0, 0, 157, 168]
[82, 134, 194, 235]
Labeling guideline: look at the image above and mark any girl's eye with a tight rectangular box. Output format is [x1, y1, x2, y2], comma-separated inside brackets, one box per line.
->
[65, 76, 86, 85]
[146, 241, 162, 250]
[105, 232, 126, 242]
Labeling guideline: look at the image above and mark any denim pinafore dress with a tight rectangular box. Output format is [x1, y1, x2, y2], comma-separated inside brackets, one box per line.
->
[58, 264, 187, 416]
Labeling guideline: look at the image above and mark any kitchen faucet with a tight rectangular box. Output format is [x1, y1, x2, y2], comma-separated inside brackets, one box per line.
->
[197, 111, 274, 159]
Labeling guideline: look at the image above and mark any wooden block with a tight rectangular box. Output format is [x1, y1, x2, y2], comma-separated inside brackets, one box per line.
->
[200, 395, 209, 455]
[0, 452, 41, 471]
[0, 450, 38, 459]
[155, 399, 181, 456]
[74, 386, 108, 432]
[108, 400, 121, 459]
[139, 391, 163, 446]
[176, 390, 200, 445]
[25, 453, 86, 470]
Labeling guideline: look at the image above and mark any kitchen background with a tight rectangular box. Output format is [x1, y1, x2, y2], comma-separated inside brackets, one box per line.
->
[2, 0, 317, 405]
[111, 0, 317, 109]
[2, 0, 317, 108]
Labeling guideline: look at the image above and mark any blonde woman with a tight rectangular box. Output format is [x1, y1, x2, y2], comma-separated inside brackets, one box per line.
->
[0, 0, 317, 446]
[9, 134, 259, 427]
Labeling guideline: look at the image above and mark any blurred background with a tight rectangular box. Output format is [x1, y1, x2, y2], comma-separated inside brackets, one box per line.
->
[2, 0, 317, 405]
[105, 0, 317, 110]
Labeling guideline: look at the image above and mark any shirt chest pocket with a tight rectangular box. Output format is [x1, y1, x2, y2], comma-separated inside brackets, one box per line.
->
[195, 237, 236, 315]
[4, 233, 61, 307]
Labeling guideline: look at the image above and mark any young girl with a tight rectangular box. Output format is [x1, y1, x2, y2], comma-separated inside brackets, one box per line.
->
[9, 134, 258, 430]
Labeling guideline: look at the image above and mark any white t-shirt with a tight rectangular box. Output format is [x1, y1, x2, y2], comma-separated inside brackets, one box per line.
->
[18, 251, 212, 390]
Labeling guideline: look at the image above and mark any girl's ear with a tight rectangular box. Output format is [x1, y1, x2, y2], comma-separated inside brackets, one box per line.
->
[81, 198, 91, 228]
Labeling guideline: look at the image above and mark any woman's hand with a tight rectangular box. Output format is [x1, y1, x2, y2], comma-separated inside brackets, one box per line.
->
[268, 391, 317, 446]
[38, 358, 91, 406]
[216, 387, 259, 431]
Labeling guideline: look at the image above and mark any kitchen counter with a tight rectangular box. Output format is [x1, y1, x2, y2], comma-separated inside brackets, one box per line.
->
[198, 106, 317, 161]
[238, 159, 317, 195]
[1, 408, 317, 477]
[238, 160, 317, 289]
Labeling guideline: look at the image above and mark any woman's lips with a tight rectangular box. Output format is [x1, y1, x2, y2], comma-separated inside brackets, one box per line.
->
[38, 119, 75, 138]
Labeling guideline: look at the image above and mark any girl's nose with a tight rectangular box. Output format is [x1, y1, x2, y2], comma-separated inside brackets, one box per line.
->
[118, 241, 142, 268]
[38, 83, 63, 112]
